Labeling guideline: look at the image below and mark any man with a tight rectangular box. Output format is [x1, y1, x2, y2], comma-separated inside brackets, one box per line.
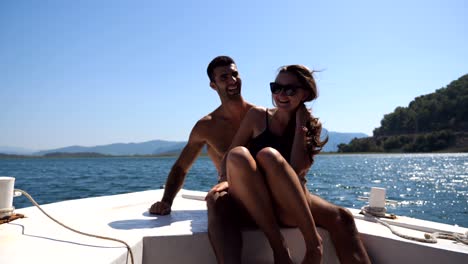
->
[149, 55, 253, 263]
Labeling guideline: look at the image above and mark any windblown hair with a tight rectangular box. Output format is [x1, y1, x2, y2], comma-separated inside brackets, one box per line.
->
[277, 65, 329, 163]
[207, 56, 236, 82]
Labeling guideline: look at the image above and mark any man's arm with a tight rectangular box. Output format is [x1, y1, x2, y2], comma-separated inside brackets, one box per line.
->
[160, 141, 204, 204]
[150, 124, 205, 214]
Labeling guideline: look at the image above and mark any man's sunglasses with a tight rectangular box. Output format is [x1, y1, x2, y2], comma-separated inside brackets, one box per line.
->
[270, 82, 302, 96]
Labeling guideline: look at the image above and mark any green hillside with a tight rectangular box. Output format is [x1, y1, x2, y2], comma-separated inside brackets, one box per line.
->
[338, 74, 468, 153]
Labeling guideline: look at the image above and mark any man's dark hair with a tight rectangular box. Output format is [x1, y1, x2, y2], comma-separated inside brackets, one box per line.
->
[207, 56, 236, 82]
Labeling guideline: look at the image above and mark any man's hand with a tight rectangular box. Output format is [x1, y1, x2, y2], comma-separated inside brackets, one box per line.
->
[209, 181, 229, 193]
[149, 201, 171, 215]
[205, 181, 229, 203]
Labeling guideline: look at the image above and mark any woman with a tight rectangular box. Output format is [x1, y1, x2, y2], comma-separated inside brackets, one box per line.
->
[217, 65, 327, 264]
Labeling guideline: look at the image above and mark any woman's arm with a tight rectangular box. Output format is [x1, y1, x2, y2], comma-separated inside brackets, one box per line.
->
[290, 104, 313, 180]
[217, 107, 263, 182]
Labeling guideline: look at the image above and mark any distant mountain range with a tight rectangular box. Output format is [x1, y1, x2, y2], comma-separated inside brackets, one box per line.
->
[322, 130, 367, 152]
[0, 146, 37, 155]
[0, 131, 367, 156]
[33, 140, 187, 156]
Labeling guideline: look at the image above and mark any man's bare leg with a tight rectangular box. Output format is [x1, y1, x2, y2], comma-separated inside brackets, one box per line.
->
[206, 190, 242, 264]
[307, 193, 371, 264]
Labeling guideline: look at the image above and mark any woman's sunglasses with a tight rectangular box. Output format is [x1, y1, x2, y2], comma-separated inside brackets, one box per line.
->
[270, 82, 302, 96]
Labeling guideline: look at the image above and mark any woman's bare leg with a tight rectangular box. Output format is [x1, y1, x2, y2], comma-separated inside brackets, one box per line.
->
[227, 147, 293, 264]
[307, 193, 371, 264]
[256, 147, 322, 264]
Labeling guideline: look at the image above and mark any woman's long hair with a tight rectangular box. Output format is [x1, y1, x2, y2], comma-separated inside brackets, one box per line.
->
[277, 65, 328, 163]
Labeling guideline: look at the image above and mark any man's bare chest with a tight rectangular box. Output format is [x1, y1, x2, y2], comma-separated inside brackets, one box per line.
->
[206, 122, 239, 153]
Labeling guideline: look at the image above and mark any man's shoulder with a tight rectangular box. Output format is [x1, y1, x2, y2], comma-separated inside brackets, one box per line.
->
[196, 112, 215, 126]
[191, 111, 220, 135]
[191, 103, 258, 131]
[197, 106, 227, 123]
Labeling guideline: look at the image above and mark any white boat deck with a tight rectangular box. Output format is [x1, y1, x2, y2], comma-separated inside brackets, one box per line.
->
[1, 189, 467, 264]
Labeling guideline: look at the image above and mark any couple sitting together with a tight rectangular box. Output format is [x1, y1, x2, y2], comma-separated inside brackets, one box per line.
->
[149, 56, 371, 264]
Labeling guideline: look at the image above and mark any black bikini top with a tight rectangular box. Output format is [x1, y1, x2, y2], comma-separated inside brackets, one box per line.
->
[247, 109, 295, 161]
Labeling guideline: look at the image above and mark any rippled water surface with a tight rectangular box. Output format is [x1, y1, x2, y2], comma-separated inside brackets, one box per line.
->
[1, 153, 466, 227]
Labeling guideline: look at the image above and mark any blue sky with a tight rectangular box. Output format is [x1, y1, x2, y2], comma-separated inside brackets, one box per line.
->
[1, 0, 467, 151]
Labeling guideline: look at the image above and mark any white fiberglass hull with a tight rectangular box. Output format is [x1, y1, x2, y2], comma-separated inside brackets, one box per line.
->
[0, 189, 466, 263]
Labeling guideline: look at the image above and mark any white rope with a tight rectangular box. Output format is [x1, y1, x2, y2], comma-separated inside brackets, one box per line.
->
[425, 231, 468, 245]
[361, 205, 468, 245]
[14, 189, 134, 264]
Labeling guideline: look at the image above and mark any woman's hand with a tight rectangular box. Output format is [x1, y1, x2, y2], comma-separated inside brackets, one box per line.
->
[291, 104, 313, 177]
[296, 103, 311, 128]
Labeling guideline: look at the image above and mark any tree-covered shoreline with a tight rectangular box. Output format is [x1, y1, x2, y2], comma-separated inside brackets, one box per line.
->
[338, 74, 468, 153]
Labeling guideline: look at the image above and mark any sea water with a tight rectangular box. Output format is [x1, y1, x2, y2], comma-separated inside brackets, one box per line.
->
[1, 153, 466, 227]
